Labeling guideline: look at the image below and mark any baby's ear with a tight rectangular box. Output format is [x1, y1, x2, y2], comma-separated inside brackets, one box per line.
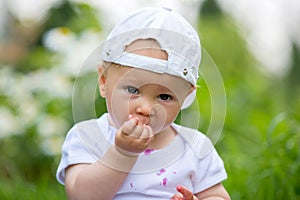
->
[97, 64, 106, 98]
[187, 84, 196, 96]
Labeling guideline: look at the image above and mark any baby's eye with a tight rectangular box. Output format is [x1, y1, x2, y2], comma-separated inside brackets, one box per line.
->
[158, 94, 172, 101]
[126, 86, 139, 94]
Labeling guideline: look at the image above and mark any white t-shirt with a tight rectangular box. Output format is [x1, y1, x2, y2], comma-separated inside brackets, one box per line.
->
[56, 113, 227, 199]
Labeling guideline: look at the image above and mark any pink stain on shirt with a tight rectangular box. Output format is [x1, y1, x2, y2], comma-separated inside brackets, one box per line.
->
[156, 168, 166, 176]
[144, 149, 155, 155]
[162, 177, 167, 187]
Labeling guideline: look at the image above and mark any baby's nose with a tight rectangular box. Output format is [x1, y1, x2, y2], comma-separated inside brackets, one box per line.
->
[136, 101, 153, 116]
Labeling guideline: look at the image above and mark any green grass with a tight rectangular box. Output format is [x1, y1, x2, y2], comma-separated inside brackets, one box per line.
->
[0, 177, 65, 200]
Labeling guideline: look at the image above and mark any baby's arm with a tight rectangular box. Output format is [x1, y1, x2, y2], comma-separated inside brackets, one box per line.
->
[64, 117, 154, 200]
[171, 184, 230, 200]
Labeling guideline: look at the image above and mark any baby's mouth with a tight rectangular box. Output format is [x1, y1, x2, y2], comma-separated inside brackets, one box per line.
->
[130, 114, 151, 125]
[137, 117, 151, 125]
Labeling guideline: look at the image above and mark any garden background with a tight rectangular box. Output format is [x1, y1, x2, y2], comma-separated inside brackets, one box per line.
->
[0, 0, 299, 199]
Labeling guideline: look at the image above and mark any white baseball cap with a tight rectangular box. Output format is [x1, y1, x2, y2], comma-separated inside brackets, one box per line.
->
[101, 7, 201, 108]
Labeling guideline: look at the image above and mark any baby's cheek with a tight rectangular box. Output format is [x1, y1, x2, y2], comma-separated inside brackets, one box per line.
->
[154, 105, 168, 125]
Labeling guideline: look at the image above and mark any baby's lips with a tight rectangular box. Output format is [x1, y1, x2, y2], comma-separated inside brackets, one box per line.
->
[137, 117, 150, 125]
[139, 119, 149, 125]
[128, 114, 149, 125]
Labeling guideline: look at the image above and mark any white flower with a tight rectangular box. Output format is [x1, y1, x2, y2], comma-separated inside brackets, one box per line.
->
[6, 0, 61, 24]
[43, 27, 76, 53]
[42, 135, 65, 155]
[38, 114, 69, 155]
[37, 114, 69, 137]
[57, 30, 104, 76]
[17, 96, 39, 126]
[0, 106, 18, 138]
[24, 69, 72, 98]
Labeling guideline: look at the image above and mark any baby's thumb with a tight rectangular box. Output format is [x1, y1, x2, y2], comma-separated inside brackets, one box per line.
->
[121, 115, 137, 134]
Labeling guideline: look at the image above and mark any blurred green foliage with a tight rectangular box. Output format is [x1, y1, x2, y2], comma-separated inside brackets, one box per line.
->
[15, 1, 102, 72]
[199, 1, 300, 199]
[0, 0, 299, 199]
[44, 1, 101, 34]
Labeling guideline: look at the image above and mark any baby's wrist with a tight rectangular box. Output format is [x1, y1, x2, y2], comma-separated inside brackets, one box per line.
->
[99, 146, 138, 171]
[114, 146, 140, 157]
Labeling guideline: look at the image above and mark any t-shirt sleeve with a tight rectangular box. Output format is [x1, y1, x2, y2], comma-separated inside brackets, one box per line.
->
[56, 126, 97, 185]
[192, 146, 227, 193]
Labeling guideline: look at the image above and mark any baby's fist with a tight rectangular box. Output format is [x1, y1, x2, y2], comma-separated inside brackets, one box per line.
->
[115, 115, 154, 156]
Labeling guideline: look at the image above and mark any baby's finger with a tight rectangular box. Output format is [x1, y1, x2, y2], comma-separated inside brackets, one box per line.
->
[176, 185, 195, 200]
[170, 193, 183, 200]
[121, 117, 138, 134]
[137, 125, 148, 139]
[130, 124, 144, 138]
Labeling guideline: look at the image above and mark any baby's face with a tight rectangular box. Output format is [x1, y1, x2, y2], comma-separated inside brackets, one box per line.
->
[99, 38, 193, 133]
[99, 65, 193, 134]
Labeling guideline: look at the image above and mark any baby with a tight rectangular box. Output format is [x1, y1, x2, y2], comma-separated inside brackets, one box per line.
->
[57, 7, 230, 200]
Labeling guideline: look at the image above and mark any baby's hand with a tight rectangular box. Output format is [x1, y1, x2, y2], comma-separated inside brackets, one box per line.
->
[115, 115, 154, 156]
[170, 185, 199, 200]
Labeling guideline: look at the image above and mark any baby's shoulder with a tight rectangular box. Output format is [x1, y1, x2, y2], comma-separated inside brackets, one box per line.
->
[75, 118, 99, 129]
[173, 124, 214, 159]
[73, 113, 109, 133]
